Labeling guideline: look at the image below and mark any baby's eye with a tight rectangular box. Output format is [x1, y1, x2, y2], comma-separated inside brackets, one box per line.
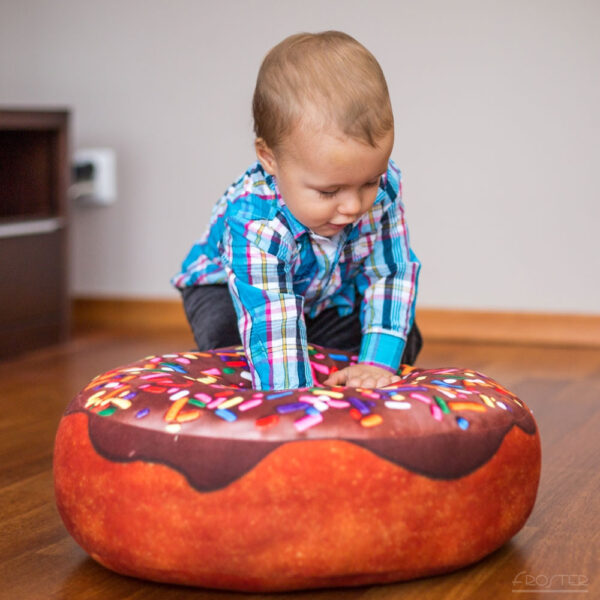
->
[318, 188, 340, 198]
[364, 178, 380, 188]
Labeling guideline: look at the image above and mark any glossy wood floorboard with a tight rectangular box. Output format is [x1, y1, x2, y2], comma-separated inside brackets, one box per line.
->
[1, 330, 598, 599]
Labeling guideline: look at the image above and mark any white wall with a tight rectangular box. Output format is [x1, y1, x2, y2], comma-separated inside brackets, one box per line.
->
[1, 0, 598, 313]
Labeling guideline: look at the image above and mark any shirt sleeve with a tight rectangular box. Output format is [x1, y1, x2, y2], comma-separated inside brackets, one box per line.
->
[354, 179, 421, 373]
[221, 214, 314, 390]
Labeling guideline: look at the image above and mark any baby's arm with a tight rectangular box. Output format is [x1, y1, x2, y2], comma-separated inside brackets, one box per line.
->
[354, 166, 421, 377]
[222, 215, 313, 390]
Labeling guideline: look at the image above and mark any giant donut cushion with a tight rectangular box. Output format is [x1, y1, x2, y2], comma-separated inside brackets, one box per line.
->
[54, 344, 540, 592]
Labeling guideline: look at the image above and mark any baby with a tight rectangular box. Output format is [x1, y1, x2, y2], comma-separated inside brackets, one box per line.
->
[172, 31, 422, 390]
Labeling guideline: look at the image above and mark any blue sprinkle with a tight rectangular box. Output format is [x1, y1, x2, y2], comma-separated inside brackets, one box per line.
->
[276, 402, 310, 414]
[328, 353, 350, 361]
[431, 380, 464, 389]
[159, 362, 187, 373]
[215, 408, 237, 422]
[135, 408, 150, 419]
[266, 391, 294, 400]
[456, 417, 470, 430]
[124, 392, 137, 400]
[349, 397, 371, 415]
[305, 406, 321, 416]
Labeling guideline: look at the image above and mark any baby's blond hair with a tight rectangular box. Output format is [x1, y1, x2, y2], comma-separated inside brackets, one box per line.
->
[252, 31, 393, 153]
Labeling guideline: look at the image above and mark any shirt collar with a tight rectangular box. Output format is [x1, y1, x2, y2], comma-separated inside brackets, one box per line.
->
[265, 173, 311, 241]
[350, 190, 385, 238]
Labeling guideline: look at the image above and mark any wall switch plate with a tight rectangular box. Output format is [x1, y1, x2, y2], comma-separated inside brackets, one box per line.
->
[71, 148, 116, 205]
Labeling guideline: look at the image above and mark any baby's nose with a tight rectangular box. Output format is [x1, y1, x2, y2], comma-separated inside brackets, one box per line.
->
[337, 193, 361, 216]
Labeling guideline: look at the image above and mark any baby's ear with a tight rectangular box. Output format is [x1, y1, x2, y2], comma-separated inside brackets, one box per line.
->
[254, 138, 277, 175]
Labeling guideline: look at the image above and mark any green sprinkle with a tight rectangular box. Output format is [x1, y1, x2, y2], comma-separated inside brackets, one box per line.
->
[434, 395, 451, 414]
[98, 406, 117, 417]
[188, 398, 206, 408]
[223, 367, 236, 375]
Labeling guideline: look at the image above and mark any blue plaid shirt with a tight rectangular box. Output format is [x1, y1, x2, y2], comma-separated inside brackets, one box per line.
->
[172, 159, 420, 390]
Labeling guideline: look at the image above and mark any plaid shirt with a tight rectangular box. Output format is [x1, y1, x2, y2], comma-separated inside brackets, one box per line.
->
[172, 160, 420, 390]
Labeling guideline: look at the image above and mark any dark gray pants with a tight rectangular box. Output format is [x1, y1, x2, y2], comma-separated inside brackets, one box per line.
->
[181, 284, 422, 365]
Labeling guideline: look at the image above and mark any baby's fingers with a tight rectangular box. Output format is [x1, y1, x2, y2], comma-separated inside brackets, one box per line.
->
[347, 375, 375, 388]
[323, 368, 347, 386]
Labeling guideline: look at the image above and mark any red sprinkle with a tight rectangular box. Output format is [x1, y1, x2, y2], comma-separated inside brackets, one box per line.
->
[255, 414, 279, 428]
[140, 385, 166, 394]
[226, 361, 247, 367]
[349, 408, 362, 421]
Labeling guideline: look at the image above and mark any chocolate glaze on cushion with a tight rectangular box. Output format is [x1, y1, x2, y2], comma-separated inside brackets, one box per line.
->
[54, 345, 540, 592]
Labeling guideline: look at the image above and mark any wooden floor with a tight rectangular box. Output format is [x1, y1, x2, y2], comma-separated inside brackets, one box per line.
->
[1, 330, 598, 599]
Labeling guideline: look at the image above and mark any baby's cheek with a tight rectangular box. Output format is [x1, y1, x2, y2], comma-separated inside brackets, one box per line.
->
[312, 202, 335, 221]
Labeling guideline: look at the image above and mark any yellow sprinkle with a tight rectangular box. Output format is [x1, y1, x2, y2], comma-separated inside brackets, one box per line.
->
[197, 376, 217, 384]
[480, 394, 495, 408]
[314, 389, 344, 399]
[85, 390, 106, 408]
[111, 398, 132, 410]
[448, 401, 487, 413]
[390, 393, 405, 401]
[218, 396, 244, 410]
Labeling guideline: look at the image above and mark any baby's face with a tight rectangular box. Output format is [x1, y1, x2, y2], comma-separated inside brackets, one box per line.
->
[257, 125, 394, 237]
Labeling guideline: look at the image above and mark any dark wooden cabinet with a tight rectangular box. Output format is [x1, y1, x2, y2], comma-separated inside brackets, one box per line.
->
[0, 109, 70, 359]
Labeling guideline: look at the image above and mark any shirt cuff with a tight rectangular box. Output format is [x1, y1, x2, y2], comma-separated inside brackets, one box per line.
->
[358, 332, 406, 374]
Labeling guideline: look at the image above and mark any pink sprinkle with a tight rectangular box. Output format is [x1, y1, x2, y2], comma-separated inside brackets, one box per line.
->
[201, 368, 221, 376]
[311, 362, 330, 375]
[140, 373, 164, 380]
[176, 357, 191, 365]
[430, 404, 443, 421]
[194, 393, 212, 403]
[207, 398, 222, 409]
[239, 399, 263, 412]
[298, 394, 320, 403]
[410, 392, 432, 404]
[314, 354, 325, 359]
[294, 413, 323, 433]
[326, 399, 351, 409]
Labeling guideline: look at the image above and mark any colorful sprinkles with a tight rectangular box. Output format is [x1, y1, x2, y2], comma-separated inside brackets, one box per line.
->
[80, 345, 525, 437]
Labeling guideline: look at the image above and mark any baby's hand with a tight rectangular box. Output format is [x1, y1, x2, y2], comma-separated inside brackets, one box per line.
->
[323, 364, 401, 388]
